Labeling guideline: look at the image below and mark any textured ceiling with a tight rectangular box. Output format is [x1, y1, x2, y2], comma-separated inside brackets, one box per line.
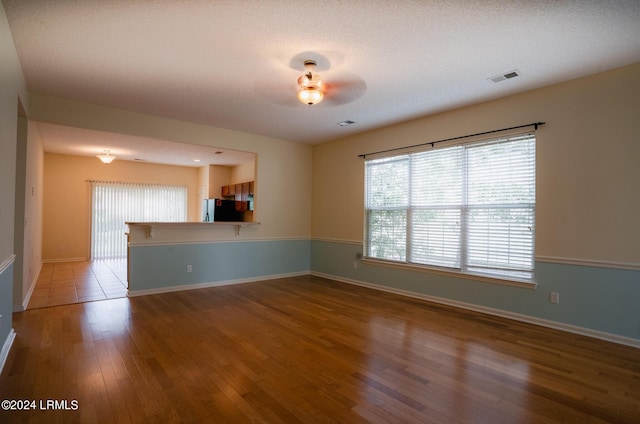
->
[4, 0, 640, 164]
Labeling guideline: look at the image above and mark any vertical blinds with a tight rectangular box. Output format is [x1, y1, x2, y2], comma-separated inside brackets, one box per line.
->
[91, 181, 187, 259]
[364, 133, 535, 280]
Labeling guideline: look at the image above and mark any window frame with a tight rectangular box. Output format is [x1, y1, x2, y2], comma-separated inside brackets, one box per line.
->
[363, 133, 536, 286]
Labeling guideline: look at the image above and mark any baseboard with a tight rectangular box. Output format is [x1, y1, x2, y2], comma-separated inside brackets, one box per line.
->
[13, 262, 42, 312]
[128, 271, 310, 297]
[42, 257, 87, 264]
[0, 329, 16, 375]
[311, 271, 640, 350]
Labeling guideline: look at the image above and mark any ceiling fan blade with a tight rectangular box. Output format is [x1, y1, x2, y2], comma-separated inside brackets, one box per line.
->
[323, 74, 367, 106]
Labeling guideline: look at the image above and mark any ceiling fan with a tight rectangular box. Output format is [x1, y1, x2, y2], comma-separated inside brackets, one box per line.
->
[257, 53, 367, 107]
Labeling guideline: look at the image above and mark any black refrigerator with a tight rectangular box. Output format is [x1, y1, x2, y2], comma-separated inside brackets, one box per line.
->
[202, 199, 243, 222]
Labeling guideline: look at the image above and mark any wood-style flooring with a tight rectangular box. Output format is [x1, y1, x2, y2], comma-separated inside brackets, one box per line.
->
[2, 275, 639, 423]
[27, 260, 128, 309]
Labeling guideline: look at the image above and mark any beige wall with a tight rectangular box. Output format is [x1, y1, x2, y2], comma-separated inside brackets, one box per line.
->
[30, 94, 313, 241]
[0, 5, 29, 263]
[231, 161, 255, 184]
[312, 63, 640, 266]
[42, 153, 200, 261]
[208, 165, 232, 198]
[16, 121, 44, 308]
[1, 4, 39, 313]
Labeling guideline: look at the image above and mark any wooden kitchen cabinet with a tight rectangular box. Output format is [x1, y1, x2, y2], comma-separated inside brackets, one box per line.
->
[221, 181, 254, 201]
[241, 182, 250, 201]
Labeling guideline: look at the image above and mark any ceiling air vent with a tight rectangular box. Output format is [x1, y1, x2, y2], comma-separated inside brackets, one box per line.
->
[490, 70, 520, 83]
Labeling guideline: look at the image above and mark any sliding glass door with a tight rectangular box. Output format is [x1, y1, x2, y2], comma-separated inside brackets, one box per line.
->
[91, 181, 187, 258]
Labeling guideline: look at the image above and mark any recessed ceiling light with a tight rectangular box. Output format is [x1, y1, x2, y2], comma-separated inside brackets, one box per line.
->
[337, 120, 356, 127]
[194, 159, 201, 162]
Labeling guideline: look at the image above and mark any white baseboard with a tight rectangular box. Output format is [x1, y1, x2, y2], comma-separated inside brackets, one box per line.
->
[14, 263, 41, 312]
[311, 271, 640, 350]
[0, 329, 16, 375]
[21, 271, 37, 311]
[127, 271, 310, 297]
[42, 257, 87, 264]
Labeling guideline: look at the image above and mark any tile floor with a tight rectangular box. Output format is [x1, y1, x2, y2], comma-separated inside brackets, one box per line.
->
[28, 259, 128, 309]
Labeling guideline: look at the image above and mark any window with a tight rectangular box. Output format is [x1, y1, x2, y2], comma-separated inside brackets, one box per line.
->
[364, 133, 535, 281]
[91, 181, 187, 258]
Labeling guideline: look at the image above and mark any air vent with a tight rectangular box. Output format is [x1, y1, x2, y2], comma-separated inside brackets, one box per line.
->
[490, 70, 520, 83]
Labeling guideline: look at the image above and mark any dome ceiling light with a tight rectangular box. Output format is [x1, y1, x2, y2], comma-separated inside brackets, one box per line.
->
[97, 149, 116, 164]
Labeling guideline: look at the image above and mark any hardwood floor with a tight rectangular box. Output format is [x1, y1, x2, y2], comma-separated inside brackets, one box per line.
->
[27, 259, 128, 309]
[2, 275, 639, 423]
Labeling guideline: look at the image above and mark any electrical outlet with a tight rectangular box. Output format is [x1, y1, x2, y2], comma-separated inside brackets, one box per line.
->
[0, 314, 3, 327]
[352, 261, 358, 270]
[550, 291, 560, 304]
[186, 265, 192, 273]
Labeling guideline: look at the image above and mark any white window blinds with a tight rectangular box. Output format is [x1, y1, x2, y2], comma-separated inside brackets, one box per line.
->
[365, 133, 535, 280]
[91, 181, 188, 259]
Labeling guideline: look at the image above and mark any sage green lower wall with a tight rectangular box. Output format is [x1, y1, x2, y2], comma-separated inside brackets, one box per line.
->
[128, 239, 310, 293]
[127, 238, 639, 344]
[0, 260, 15, 371]
[310, 239, 640, 343]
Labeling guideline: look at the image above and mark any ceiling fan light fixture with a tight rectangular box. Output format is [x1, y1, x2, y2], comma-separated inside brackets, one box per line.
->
[97, 150, 116, 164]
[297, 60, 324, 105]
[297, 87, 324, 105]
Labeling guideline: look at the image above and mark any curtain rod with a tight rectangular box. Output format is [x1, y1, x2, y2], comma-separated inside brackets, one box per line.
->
[358, 121, 545, 158]
[86, 180, 186, 187]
